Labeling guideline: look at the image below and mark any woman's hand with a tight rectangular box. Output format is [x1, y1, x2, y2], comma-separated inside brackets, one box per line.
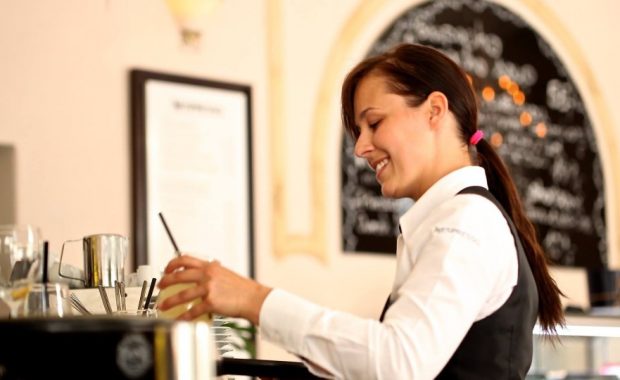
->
[157, 255, 272, 324]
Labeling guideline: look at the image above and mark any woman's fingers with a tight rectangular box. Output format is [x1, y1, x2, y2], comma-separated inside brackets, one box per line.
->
[177, 301, 212, 321]
[158, 268, 208, 289]
[164, 254, 208, 273]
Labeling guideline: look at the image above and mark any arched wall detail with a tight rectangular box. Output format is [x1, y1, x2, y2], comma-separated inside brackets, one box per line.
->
[268, 0, 619, 267]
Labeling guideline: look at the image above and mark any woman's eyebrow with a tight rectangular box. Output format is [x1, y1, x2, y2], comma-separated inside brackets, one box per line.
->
[356, 107, 376, 124]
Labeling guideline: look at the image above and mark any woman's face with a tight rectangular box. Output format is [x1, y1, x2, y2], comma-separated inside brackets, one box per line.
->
[353, 73, 437, 200]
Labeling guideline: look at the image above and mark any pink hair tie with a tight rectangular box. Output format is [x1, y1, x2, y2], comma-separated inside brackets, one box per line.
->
[469, 130, 484, 145]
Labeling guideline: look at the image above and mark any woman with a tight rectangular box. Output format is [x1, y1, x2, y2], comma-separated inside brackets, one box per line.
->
[158, 43, 564, 379]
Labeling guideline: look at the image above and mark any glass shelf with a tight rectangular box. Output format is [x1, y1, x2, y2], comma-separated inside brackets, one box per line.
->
[534, 313, 620, 338]
[530, 313, 620, 379]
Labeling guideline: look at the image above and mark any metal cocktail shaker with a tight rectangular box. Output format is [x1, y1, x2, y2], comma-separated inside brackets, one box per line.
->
[59, 234, 128, 288]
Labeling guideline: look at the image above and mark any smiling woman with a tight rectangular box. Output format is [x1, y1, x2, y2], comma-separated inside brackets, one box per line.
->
[342, 42, 563, 378]
[157, 43, 564, 379]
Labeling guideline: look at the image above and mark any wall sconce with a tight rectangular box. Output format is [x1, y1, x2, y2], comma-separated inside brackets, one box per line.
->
[165, 0, 221, 46]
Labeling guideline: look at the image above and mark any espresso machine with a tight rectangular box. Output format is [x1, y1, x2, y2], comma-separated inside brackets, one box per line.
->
[0, 317, 322, 380]
[0, 317, 214, 379]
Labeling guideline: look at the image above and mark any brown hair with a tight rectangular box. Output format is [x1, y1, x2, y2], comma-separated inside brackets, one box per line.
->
[341, 43, 564, 333]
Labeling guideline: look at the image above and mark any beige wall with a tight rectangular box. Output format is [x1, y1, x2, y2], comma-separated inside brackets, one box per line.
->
[0, 0, 269, 268]
[1, 0, 619, 360]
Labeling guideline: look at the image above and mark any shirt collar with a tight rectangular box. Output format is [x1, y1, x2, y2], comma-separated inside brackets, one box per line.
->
[399, 166, 488, 237]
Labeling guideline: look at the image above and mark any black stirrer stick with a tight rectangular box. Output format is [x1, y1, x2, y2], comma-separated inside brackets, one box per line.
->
[42, 241, 49, 284]
[143, 277, 157, 313]
[158, 212, 181, 256]
[42, 241, 49, 311]
[137, 280, 148, 311]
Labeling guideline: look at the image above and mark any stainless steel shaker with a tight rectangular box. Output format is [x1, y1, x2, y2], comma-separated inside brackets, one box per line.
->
[58, 233, 128, 288]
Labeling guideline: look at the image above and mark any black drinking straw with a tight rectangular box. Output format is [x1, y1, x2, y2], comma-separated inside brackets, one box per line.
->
[158, 212, 181, 256]
[42, 241, 49, 284]
[42, 241, 49, 311]
[143, 277, 157, 312]
[137, 280, 148, 311]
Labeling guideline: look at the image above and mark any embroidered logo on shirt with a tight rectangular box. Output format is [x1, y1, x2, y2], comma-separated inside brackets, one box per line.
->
[433, 226, 480, 245]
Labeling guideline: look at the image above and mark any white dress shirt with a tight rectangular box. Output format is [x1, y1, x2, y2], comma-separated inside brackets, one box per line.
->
[259, 166, 518, 379]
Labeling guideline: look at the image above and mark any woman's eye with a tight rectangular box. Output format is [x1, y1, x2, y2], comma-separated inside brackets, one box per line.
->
[369, 120, 381, 129]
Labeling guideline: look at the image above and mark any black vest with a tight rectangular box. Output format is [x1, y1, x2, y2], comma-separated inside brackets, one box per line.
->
[380, 186, 539, 379]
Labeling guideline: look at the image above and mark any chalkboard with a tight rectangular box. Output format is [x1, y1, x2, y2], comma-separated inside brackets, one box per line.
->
[341, 0, 607, 268]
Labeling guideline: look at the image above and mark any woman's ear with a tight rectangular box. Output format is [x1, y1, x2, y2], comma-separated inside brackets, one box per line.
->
[427, 91, 449, 126]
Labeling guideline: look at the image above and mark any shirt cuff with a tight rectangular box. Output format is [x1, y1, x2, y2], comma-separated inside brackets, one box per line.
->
[259, 288, 323, 354]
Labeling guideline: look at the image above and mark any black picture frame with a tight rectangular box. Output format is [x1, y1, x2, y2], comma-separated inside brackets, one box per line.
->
[130, 69, 254, 279]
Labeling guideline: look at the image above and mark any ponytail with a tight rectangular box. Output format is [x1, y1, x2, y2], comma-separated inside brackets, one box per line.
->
[476, 139, 565, 334]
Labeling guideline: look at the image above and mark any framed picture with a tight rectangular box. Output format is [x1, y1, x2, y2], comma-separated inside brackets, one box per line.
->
[130, 69, 254, 280]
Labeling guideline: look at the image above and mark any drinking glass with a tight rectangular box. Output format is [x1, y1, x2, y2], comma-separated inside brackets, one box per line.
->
[157, 283, 211, 322]
[0, 225, 41, 317]
[113, 308, 158, 318]
[23, 283, 72, 317]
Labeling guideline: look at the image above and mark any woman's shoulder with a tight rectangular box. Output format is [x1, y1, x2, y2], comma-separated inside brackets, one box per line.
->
[439, 190, 503, 216]
[422, 192, 512, 238]
[416, 192, 517, 273]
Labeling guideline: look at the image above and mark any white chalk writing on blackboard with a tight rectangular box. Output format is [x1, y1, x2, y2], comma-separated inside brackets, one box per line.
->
[341, 0, 606, 267]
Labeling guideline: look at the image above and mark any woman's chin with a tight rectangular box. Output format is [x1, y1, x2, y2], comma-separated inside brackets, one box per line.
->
[380, 185, 396, 198]
[381, 183, 408, 199]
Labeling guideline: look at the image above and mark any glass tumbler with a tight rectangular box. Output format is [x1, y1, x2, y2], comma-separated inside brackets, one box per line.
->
[23, 283, 72, 317]
[0, 225, 41, 318]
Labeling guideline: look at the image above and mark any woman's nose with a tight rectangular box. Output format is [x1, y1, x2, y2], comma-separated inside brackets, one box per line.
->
[354, 129, 373, 158]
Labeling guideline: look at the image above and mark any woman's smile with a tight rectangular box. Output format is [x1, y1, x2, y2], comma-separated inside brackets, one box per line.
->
[374, 157, 390, 182]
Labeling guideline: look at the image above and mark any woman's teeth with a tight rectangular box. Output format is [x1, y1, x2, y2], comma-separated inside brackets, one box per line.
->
[376, 158, 389, 172]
